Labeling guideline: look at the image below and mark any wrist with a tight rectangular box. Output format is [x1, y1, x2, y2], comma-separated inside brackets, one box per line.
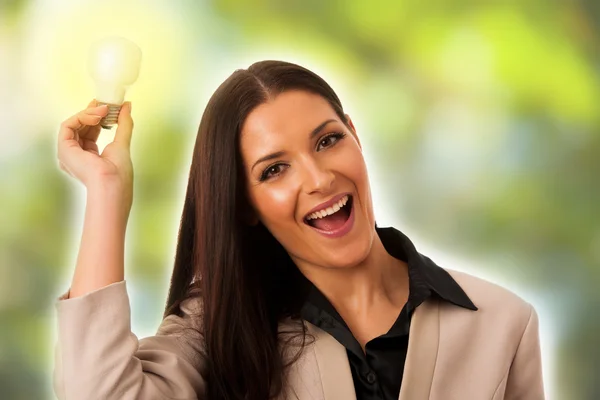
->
[86, 179, 133, 222]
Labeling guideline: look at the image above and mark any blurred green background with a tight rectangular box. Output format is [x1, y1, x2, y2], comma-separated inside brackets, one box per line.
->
[1, 0, 598, 398]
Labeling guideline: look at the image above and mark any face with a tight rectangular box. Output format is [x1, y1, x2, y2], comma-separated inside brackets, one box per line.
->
[240, 90, 377, 271]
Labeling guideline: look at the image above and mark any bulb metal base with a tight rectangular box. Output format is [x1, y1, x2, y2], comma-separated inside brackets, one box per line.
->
[97, 102, 122, 129]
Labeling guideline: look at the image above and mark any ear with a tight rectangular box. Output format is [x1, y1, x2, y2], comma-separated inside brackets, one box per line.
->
[345, 113, 361, 149]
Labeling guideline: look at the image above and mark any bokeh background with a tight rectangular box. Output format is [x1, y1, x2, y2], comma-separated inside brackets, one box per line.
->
[1, 0, 598, 398]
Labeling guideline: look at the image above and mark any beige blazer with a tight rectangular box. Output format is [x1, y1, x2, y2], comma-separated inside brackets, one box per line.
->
[53, 269, 545, 399]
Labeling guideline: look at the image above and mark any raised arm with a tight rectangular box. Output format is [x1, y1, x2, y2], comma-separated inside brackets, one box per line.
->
[53, 101, 207, 399]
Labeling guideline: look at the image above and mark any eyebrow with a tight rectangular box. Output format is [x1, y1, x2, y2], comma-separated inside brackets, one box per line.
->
[250, 118, 338, 172]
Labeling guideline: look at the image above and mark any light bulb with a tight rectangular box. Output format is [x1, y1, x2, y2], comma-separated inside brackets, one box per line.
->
[87, 36, 142, 129]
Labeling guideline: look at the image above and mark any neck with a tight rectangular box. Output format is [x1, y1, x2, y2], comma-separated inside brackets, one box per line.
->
[296, 233, 409, 316]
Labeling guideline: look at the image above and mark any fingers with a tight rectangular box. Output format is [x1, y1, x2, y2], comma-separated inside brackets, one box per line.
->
[58, 105, 108, 141]
[80, 105, 109, 142]
[81, 139, 100, 155]
[57, 102, 109, 171]
[114, 102, 133, 149]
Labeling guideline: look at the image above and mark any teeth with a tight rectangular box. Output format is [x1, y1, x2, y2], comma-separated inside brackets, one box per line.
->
[306, 195, 350, 221]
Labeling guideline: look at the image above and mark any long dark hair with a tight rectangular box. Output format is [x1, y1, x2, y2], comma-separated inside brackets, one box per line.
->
[163, 60, 351, 399]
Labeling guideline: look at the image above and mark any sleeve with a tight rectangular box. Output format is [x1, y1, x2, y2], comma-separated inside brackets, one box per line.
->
[503, 303, 545, 400]
[52, 280, 207, 400]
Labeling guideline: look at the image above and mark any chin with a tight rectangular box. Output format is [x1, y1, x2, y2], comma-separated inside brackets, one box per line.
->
[322, 240, 372, 270]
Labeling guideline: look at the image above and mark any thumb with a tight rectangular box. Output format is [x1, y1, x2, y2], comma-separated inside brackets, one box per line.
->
[114, 102, 133, 148]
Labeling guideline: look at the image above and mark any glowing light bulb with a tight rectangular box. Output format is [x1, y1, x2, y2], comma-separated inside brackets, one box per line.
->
[87, 36, 142, 129]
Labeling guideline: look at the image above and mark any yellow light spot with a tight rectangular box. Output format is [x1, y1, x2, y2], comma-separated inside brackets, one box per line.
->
[22, 0, 194, 120]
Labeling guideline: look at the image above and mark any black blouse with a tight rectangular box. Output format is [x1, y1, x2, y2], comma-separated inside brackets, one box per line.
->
[298, 226, 478, 400]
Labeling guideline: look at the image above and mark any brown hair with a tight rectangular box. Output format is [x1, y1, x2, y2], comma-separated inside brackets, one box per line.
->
[163, 60, 350, 399]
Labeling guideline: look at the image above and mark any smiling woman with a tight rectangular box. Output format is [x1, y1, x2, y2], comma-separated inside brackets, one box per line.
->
[53, 60, 545, 400]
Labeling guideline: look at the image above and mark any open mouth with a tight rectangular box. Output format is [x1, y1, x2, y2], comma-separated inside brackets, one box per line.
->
[304, 194, 353, 232]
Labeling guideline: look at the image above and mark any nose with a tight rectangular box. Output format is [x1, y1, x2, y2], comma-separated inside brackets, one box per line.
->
[300, 157, 335, 195]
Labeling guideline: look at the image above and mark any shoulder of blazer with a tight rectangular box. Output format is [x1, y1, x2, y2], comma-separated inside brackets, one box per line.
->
[443, 268, 534, 326]
[157, 294, 204, 347]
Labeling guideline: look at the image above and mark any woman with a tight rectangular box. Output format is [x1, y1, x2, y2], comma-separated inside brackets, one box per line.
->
[54, 60, 545, 400]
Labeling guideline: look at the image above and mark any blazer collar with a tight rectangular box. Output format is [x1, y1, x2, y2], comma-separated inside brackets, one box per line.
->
[303, 297, 442, 400]
[397, 298, 440, 399]
[308, 322, 357, 400]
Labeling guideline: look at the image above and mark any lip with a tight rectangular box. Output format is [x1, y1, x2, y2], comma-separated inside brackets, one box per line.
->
[305, 195, 355, 239]
[303, 192, 352, 221]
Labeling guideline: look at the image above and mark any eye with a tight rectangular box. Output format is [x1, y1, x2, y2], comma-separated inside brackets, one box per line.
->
[317, 132, 346, 151]
[259, 163, 288, 181]
[258, 132, 346, 182]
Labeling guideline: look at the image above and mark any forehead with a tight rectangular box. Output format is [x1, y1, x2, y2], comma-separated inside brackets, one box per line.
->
[240, 90, 339, 153]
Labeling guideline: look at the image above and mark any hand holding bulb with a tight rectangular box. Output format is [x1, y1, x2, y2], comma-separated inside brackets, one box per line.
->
[56, 35, 141, 194]
[88, 36, 142, 129]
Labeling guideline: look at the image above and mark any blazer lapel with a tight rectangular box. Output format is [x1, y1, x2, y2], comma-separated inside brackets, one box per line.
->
[283, 298, 440, 400]
[398, 298, 441, 400]
[307, 322, 357, 400]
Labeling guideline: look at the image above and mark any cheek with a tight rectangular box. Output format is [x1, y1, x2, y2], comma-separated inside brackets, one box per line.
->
[344, 148, 372, 212]
[254, 185, 297, 224]
[344, 147, 369, 186]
